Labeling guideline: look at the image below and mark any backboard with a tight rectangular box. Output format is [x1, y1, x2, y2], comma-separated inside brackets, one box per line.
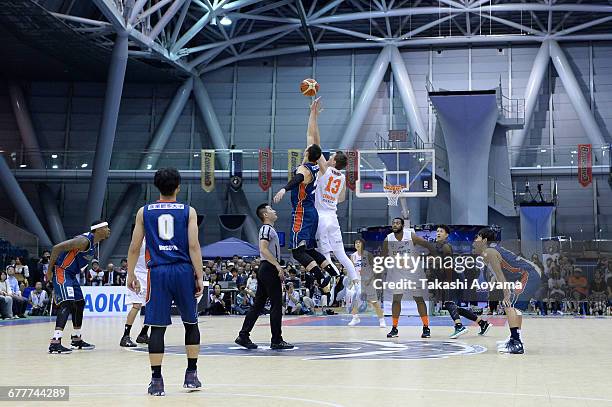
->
[356, 149, 437, 198]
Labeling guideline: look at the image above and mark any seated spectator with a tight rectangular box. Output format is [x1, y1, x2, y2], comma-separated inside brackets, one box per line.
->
[89, 260, 104, 286]
[0, 271, 15, 319]
[28, 282, 49, 316]
[230, 268, 239, 283]
[38, 250, 51, 285]
[6, 266, 27, 318]
[236, 270, 248, 288]
[283, 283, 303, 315]
[589, 272, 608, 316]
[104, 263, 117, 286]
[568, 267, 589, 314]
[208, 284, 228, 315]
[286, 268, 300, 288]
[548, 267, 565, 314]
[14, 257, 30, 286]
[245, 271, 257, 299]
[232, 285, 252, 315]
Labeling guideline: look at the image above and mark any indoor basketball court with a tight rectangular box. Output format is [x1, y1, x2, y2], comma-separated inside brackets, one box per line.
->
[1, 1, 612, 406]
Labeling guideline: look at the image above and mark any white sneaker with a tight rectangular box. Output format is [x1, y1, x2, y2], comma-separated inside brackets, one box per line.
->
[496, 336, 511, 347]
[379, 318, 387, 328]
[348, 316, 360, 326]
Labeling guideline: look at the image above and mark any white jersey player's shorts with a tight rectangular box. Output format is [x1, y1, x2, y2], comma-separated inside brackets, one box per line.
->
[315, 212, 344, 254]
[126, 241, 148, 305]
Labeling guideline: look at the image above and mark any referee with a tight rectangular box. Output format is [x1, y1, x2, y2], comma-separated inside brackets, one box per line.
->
[235, 203, 294, 350]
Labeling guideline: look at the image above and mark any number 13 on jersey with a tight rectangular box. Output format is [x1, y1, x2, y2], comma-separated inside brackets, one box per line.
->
[325, 176, 342, 195]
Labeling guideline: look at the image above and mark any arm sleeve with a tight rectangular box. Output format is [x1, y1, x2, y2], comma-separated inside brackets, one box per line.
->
[282, 173, 305, 191]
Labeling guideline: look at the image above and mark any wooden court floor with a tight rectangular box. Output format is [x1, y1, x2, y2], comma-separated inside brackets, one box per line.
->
[0, 314, 611, 407]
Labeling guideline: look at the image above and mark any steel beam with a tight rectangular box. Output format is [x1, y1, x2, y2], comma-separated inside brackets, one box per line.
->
[193, 76, 230, 168]
[549, 40, 606, 146]
[510, 40, 550, 165]
[295, 0, 316, 56]
[340, 46, 391, 149]
[0, 155, 52, 248]
[85, 32, 129, 226]
[91, 0, 126, 31]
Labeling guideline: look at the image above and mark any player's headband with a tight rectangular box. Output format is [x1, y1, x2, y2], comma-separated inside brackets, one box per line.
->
[91, 222, 108, 231]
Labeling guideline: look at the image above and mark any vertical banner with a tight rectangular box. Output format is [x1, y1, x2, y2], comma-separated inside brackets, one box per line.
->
[578, 144, 592, 187]
[201, 149, 215, 192]
[345, 150, 358, 191]
[519, 203, 555, 261]
[287, 149, 301, 181]
[229, 150, 243, 191]
[258, 149, 272, 191]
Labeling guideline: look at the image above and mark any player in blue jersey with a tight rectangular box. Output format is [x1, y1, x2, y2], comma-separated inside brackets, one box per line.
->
[473, 228, 542, 355]
[127, 167, 204, 396]
[46, 220, 111, 354]
[273, 99, 340, 288]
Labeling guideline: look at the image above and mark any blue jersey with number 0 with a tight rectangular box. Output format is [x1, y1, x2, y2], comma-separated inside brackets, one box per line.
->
[143, 201, 191, 268]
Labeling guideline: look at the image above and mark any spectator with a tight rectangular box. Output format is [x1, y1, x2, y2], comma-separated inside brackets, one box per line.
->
[120, 258, 128, 273]
[568, 267, 589, 314]
[236, 269, 248, 288]
[283, 283, 303, 315]
[6, 266, 27, 318]
[245, 271, 257, 300]
[232, 286, 252, 315]
[531, 254, 544, 275]
[38, 250, 51, 285]
[589, 272, 608, 316]
[28, 282, 49, 316]
[104, 263, 117, 286]
[14, 257, 29, 286]
[208, 284, 228, 315]
[232, 255, 240, 264]
[0, 271, 15, 319]
[286, 268, 300, 288]
[548, 267, 565, 314]
[116, 264, 127, 287]
[230, 268, 239, 283]
[221, 265, 233, 282]
[89, 260, 104, 286]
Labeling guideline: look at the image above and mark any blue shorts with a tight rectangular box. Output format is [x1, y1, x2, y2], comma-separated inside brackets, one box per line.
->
[145, 262, 197, 326]
[53, 274, 83, 304]
[289, 207, 318, 249]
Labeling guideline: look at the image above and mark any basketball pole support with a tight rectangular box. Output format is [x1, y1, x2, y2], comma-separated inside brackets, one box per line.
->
[85, 32, 129, 227]
[100, 78, 193, 264]
[8, 82, 66, 244]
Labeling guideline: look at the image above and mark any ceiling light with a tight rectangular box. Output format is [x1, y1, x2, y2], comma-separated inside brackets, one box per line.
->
[81, 163, 88, 168]
[220, 16, 232, 26]
[52, 165, 58, 169]
[146, 164, 153, 170]
[51, 154, 58, 159]
[19, 164, 27, 168]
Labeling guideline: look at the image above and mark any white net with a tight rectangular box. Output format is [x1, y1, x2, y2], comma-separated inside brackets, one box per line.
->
[384, 186, 403, 206]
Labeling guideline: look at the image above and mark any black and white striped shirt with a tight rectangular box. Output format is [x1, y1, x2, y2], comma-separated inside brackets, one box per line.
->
[259, 224, 280, 262]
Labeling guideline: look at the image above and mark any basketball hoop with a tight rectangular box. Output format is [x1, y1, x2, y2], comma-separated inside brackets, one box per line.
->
[383, 185, 404, 206]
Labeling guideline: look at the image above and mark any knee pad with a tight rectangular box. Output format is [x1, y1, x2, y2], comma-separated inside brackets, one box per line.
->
[306, 248, 327, 266]
[184, 323, 200, 346]
[148, 326, 166, 354]
[72, 299, 84, 327]
[291, 245, 314, 267]
[55, 301, 72, 329]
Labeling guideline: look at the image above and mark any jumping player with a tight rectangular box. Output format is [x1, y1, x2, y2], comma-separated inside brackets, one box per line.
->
[384, 211, 430, 339]
[127, 167, 204, 395]
[307, 98, 359, 290]
[273, 100, 340, 288]
[120, 238, 150, 347]
[47, 220, 111, 354]
[411, 225, 491, 338]
[473, 228, 541, 354]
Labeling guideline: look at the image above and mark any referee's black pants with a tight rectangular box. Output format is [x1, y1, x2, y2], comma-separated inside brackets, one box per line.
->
[239, 261, 283, 344]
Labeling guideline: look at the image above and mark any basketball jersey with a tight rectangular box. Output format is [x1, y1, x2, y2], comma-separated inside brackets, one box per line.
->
[143, 201, 191, 267]
[134, 239, 148, 277]
[350, 251, 362, 274]
[385, 226, 416, 256]
[55, 232, 95, 278]
[488, 243, 541, 295]
[315, 167, 345, 214]
[290, 162, 319, 211]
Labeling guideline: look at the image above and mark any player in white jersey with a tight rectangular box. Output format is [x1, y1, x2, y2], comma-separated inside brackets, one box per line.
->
[384, 211, 431, 339]
[307, 98, 359, 299]
[347, 239, 386, 327]
[120, 239, 150, 347]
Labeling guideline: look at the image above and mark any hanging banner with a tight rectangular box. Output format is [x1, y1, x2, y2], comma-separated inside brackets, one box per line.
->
[578, 144, 592, 187]
[346, 150, 358, 191]
[258, 149, 272, 191]
[288, 149, 302, 181]
[201, 149, 215, 192]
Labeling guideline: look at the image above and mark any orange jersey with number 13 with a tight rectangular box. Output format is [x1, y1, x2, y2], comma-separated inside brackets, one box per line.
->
[315, 167, 345, 214]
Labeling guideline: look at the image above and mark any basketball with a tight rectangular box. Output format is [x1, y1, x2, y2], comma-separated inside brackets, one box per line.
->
[300, 78, 319, 97]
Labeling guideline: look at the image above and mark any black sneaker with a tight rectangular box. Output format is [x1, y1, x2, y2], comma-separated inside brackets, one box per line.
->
[136, 333, 149, 344]
[183, 370, 202, 389]
[449, 325, 468, 339]
[387, 327, 399, 338]
[270, 340, 294, 350]
[498, 338, 524, 354]
[48, 340, 72, 354]
[421, 326, 431, 338]
[478, 321, 492, 336]
[235, 335, 258, 349]
[147, 377, 165, 396]
[71, 336, 95, 350]
[120, 335, 137, 348]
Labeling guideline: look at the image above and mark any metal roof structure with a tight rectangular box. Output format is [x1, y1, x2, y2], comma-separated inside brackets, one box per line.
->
[7, 0, 612, 78]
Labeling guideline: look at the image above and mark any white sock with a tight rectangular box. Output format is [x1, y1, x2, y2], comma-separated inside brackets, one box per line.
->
[73, 329, 81, 337]
[53, 330, 63, 340]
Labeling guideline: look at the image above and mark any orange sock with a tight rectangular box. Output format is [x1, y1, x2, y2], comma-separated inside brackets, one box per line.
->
[392, 316, 399, 327]
[421, 316, 429, 327]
